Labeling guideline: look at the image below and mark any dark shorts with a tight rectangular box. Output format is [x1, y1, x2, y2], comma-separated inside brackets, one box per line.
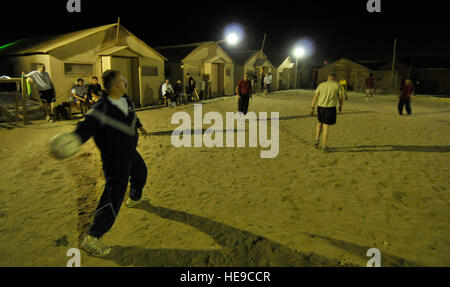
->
[317, 106, 337, 125]
[39, 89, 55, 103]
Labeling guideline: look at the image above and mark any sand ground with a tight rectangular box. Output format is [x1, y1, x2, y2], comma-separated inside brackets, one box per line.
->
[0, 90, 449, 267]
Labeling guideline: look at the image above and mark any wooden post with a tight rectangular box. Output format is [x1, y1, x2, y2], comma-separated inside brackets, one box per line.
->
[391, 38, 397, 92]
[21, 76, 28, 124]
[115, 17, 121, 45]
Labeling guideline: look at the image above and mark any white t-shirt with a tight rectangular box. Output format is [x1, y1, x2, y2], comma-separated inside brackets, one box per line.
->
[25, 70, 52, 91]
[107, 96, 129, 116]
[162, 83, 174, 95]
[264, 75, 272, 85]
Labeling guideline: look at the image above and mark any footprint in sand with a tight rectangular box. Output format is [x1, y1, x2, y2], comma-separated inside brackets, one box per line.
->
[41, 169, 57, 176]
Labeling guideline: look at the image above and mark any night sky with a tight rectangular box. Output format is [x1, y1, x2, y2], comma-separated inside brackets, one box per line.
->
[2, 0, 449, 66]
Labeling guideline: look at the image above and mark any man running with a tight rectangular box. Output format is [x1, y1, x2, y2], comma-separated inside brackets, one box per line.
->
[365, 73, 375, 101]
[398, 78, 414, 115]
[236, 73, 252, 117]
[311, 73, 344, 152]
[264, 72, 272, 96]
[339, 77, 348, 100]
[25, 64, 55, 121]
[50, 70, 149, 256]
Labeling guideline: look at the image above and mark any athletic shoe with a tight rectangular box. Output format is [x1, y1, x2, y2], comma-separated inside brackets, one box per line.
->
[314, 140, 320, 149]
[125, 198, 143, 208]
[322, 146, 330, 153]
[80, 235, 111, 257]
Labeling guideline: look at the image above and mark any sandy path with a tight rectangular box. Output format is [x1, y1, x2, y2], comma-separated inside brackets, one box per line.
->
[0, 90, 449, 266]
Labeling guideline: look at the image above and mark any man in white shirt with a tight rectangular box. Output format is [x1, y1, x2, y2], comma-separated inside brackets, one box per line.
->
[264, 72, 272, 96]
[310, 73, 344, 152]
[25, 64, 55, 121]
[161, 79, 175, 106]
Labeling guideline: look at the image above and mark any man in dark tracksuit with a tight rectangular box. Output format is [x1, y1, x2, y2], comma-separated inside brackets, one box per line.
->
[236, 73, 252, 116]
[52, 70, 149, 256]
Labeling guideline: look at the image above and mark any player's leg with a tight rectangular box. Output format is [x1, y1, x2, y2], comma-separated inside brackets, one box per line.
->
[243, 95, 250, 115]
[398, 100, 404, 115]
[406, 100, 411, 115]
[315, 122, 323, 148]
[128, 150, 148, 202]
[322, 124, 330, 148]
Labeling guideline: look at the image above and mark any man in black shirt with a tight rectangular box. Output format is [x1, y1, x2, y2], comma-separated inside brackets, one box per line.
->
[174, 80, 185, 105]
[87, 76, 102, 106]
[186, 73, 199, 101]
[50, 70, 149, 257]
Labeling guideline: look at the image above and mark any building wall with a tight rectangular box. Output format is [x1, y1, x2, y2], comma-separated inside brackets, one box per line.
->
[4, 27, 166, 107]
[318, 59, 401, 93]
[277, 58, 296, 90]
[183, 44, 234, 96]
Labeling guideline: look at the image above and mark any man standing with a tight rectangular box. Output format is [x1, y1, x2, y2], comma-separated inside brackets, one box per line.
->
[174, 80, 185, 105]
[398, 79, 414, 115]
[311, 74, 344, 152]
[186, 73, 199, 101]
[87, 76, 102, 105]
[49, 70, 149, 256]
[25, 64, 55, 121]
[236, 73, 252, 117]
[365, 73, 375, 101]
[264, 72, 272, 96]
[71, 79, 89, 115]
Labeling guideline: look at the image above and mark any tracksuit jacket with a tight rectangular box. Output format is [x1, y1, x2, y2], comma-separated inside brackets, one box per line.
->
[74, 93, 148, 238]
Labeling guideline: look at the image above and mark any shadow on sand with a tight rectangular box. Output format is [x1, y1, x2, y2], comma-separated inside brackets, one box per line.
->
[331, 145, 450, 153]
[99, 201, 419, 267]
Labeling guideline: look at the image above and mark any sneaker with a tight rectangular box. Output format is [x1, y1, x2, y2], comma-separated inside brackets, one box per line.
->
[322, 146, 330, 153]
[125, 198, 143, 208]
[314, 140, 320, 149]
[80, 235, 111, 257]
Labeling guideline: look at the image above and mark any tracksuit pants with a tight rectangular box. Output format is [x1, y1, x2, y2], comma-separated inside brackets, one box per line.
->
[87, 149, 147, 239]
[238, 94, 250, 115]
[398, 99, 411, 115]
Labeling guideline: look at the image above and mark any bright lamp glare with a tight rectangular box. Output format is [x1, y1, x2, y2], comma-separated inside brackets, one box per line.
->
[224, 23, 244, 46]
[294, 47, 305, 58]
[227, 33, 239, 45]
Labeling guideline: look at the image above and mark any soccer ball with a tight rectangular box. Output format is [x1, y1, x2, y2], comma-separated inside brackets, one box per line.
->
[49, 132, 82, 159]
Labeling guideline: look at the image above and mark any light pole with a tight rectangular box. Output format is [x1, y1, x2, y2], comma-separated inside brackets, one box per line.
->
[293, 47, 305, 89]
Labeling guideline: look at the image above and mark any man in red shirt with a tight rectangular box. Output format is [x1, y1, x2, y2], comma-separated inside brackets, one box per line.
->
[365, 73, 375, 101]
[398, 79, 414, 115]
[236, 73, 252, 116]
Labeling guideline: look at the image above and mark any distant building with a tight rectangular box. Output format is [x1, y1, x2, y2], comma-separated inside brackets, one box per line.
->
[227, 50, 277, 92]
[155, 42, 234, 98]
[317, 58, 409, 93]
[400, 57, 450, 95]
[0, 23, 167, 106]
[277, 57, 296, 90]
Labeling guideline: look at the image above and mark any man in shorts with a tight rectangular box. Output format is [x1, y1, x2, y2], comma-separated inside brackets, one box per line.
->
[310, 73, 344, 152]
[25, 64, 55, 121]
[72, 78, 89, 115]
[365, 73, 375, 101]
[339, 77, 348, 100]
